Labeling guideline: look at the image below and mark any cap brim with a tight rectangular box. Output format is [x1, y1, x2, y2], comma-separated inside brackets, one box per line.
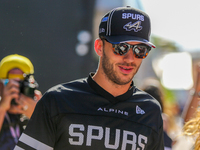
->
[105, 35, 156, 48]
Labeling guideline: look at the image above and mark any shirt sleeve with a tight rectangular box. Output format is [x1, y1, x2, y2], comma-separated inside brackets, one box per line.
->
[14, 92, 56, 150]
[155, 124, 164, 150]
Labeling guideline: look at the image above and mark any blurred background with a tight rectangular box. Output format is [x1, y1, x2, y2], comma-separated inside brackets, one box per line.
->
[0, 0, 200, 120]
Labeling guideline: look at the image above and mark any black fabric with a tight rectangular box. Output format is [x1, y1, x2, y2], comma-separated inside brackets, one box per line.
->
[163, 131, 172, 148]
[15, 74, 164, 150]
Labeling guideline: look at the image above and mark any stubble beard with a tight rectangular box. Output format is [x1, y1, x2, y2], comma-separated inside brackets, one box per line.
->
[101, 48, 139, 85]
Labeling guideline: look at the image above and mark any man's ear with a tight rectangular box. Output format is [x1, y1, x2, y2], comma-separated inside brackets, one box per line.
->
[94, 38, 103, 57]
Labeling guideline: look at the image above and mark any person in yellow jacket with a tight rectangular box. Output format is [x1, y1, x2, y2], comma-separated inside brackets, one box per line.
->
[0, 54, 42, 150]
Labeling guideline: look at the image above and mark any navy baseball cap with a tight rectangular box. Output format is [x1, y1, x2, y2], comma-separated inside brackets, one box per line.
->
[99, 6, 156, 48]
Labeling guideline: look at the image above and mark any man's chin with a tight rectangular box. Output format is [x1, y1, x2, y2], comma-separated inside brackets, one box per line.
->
[117, 74, 134, 85]
[114, 77, 133, 85]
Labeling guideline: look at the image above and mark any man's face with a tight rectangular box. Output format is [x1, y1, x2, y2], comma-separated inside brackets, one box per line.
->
[101, 40, 143, 85]
[8, 68, 24, 80]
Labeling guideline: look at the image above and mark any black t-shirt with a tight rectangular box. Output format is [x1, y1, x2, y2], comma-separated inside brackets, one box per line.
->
[14, 74, 164, 150]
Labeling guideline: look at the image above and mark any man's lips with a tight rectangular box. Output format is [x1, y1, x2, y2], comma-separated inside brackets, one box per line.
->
[118, 66, 133, 74]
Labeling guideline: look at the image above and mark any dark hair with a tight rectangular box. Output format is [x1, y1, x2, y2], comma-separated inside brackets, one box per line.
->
[143, 85, 163, 111]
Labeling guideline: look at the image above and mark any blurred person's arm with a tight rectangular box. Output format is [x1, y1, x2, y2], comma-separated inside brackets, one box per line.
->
[16, 90, 42, 118]
[182, 63, 200, 123]
[0, 79, 42, 130]
[0, 80, 20, 130]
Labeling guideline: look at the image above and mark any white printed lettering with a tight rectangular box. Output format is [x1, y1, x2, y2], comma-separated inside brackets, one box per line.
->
[104, 108, 108, 112]
[138, 134, 148, 150]
[97, 107, 103, 111]
[105, 127, 120, 149]
[68, 124, 148, 149]
[97, 107, 129, 116]
[69, 124, 84, 145]
[121, 130, 137, 150]
[122, 13, 144, 21]
[118, 110, 124, 115]
[127, 13, 132, 19]
[122, 13, 127, 19]
[124, 112, 129, 116]
[86, 125, 103, 146]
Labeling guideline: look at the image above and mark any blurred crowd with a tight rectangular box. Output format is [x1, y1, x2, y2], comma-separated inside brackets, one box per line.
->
[140, 62, 200, 150]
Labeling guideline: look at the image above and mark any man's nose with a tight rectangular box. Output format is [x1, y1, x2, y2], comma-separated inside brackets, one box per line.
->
[123, 48, 135, 63]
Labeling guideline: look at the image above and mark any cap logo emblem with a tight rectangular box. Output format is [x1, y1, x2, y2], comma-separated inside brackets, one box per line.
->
[123, 21, 142, 32]
[99, 28, 105, 33]
[102, 17, 108, 22]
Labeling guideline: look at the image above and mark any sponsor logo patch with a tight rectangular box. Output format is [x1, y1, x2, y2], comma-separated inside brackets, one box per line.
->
[102, 17, 108, 22]
[99, 28, 105, 33]
[123, 21, 142, 32]
[136, 105, 145, 114]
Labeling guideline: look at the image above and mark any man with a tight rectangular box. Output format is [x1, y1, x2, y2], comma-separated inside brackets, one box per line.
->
[0, 54, 42, 150]
[15, 6, 164, 150]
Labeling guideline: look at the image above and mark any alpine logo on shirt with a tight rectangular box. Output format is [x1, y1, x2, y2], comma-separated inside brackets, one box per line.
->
[97, 107, 129, 116]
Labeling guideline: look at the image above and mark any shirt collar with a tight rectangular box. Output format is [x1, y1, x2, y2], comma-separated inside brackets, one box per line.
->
[87, 73, 135, 103]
